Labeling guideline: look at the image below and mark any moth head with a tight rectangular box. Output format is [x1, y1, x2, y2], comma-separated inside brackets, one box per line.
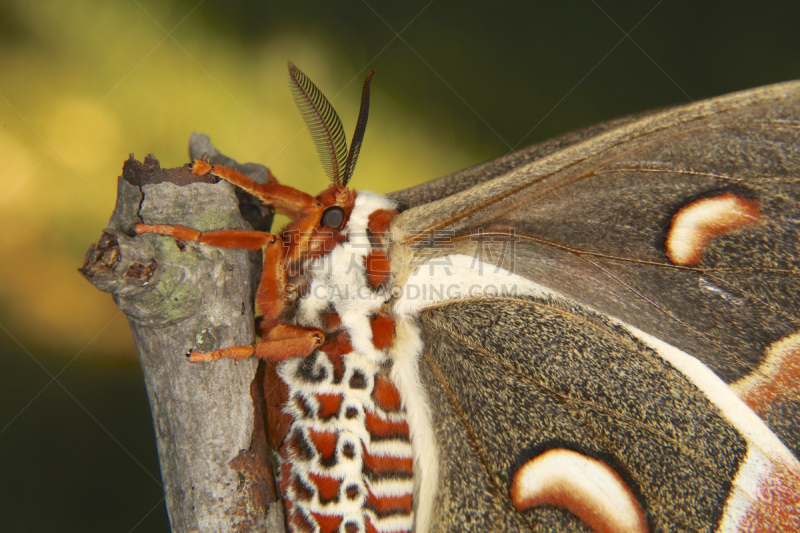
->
[316, 187, 355, 229]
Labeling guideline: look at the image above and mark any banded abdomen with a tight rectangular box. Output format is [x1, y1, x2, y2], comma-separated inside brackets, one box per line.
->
[277, 343, 414, 533]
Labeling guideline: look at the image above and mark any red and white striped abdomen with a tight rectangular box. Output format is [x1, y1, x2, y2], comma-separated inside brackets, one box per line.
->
[278, 348, 414, 533]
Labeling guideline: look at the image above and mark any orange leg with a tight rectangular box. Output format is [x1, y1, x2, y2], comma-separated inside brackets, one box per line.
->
[136, 224, 277, 250]
[136, 223, 324, 362]
[189, 324, 324, 363]
[191, 159, 328, 263]
[136, 222, 293, 323]
[256, 234, 290, 325]
[191, 159, 324, 221]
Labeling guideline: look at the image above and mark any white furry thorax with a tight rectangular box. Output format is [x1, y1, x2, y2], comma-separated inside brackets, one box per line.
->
[278, 190, 437, 533]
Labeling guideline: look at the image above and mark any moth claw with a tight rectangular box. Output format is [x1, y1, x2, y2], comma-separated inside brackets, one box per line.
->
[191, 158, 213, 177]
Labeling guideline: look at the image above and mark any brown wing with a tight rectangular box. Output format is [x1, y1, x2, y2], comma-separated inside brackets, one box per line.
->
[391, 80, 800, 408]
[418, 297, 749, 532]
[390, 81, 800, 531]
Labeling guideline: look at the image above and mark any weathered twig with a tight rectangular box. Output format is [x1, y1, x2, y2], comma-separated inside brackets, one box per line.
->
[80, 135, 285, 532]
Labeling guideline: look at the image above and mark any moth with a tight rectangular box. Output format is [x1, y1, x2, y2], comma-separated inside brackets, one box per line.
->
[136, 64, 800, 532]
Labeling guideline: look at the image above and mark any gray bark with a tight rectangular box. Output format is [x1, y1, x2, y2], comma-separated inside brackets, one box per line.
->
[80, 136, 285, 532]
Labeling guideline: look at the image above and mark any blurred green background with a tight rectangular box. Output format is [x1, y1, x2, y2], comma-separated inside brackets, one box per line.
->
[1, 0, 798, 530]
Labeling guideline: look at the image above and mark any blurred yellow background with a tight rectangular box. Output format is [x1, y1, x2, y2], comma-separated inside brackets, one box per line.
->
[0, 1, 483, 364]
[2, 0, 798, 531]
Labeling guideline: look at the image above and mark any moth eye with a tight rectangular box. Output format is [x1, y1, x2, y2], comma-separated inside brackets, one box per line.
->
[321, 206, 345, 229]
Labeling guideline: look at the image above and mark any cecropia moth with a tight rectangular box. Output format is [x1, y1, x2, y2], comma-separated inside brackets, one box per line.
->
[135, 64, 800, 532]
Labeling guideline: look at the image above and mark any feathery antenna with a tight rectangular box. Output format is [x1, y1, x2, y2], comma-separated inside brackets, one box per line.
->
[342, 70, 375, 186]
[288, 62, 375, 186]
[288, 62, 348, 185]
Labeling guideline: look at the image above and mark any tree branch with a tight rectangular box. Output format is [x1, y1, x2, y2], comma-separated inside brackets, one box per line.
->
[80, 136, 285, 532]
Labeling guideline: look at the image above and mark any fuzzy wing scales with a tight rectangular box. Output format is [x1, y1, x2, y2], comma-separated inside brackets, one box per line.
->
[391, 80, 800, 531]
